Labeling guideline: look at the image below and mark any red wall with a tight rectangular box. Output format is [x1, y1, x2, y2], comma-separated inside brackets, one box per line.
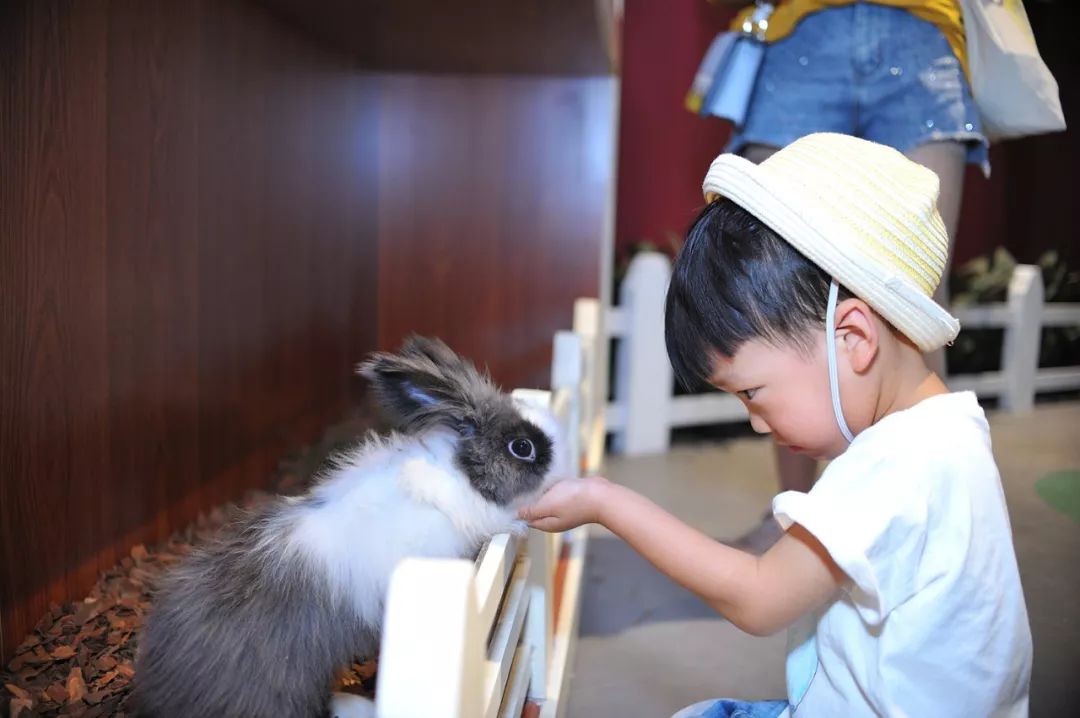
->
[615, 1, 735, 262]
[615, 1, 1077, 270]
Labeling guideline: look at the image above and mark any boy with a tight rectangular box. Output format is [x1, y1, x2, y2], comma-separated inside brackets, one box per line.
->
[520, 134, 1032, 717]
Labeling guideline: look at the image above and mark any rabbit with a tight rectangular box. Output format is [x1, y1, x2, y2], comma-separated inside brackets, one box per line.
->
[132, 336, 568, 718]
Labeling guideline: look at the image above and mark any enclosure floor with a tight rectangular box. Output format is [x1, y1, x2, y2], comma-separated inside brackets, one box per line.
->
[566, 400, 1080, 718]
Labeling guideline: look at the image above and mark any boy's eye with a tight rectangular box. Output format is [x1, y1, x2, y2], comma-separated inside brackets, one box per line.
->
[738, 388, 758, 401]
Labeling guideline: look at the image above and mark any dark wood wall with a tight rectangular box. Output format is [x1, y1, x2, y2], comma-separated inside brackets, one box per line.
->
[1, 0, 617, 660]
[0, 0, 379, 658]
[376, 75, 616, 390]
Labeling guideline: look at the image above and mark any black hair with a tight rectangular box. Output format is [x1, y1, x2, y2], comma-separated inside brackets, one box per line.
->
[665, 199, 851, 391]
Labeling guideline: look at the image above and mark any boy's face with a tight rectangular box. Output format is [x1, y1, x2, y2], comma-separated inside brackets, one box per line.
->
[708, 335, 850, 461]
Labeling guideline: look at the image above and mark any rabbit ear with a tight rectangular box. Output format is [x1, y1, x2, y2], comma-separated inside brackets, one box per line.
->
[356, 336, 495, 434]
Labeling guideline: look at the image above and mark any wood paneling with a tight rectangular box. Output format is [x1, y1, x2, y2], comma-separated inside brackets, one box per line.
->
[376, 75, 616, 390]
[105, 0, 202, 572]
[1, 0, 615, 662]
[0, 0, 378, 659]
[0, 0, 111, 662]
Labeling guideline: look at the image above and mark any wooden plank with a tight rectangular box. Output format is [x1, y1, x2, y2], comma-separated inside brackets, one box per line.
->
[609, 393, 747, 433]
[947, 368, 1080, 398]
[573, 298, 610, 474]
[525, 528, 556, 701]
[947, 372, 1006, 397]
[484, 559, 531, 718]
[498, 644, 534, 718]
[1041, 304, 1080, 327]
[612, 253, 673, 454]
[549, 384, 580, 478]
[475, 533, 517, 640]
[669, 393, 748, 426]
[539, 526, 590, 718]
[606, 307, 628, 337]
[605, 402, 627, 431]
[1034, 367, 1080, 393]
[952, 304, 1012, 327]
[1002, 266, 1044, 412]
[378, 559, 483, 718]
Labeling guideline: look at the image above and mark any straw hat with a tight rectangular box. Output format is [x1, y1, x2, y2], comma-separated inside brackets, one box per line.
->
[702, 133, 960, 352]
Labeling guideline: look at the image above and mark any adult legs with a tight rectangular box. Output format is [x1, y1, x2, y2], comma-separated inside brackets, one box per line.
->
[906, 141, 967, 378]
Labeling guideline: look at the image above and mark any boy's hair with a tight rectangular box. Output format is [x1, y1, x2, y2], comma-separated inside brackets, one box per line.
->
[665, 199, 852, 390]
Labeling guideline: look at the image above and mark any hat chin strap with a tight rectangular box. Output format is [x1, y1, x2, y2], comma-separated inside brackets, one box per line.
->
[827, 279, 855, 444]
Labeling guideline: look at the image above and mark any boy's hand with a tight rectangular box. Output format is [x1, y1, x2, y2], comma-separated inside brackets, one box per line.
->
[519, 476, 610, 532]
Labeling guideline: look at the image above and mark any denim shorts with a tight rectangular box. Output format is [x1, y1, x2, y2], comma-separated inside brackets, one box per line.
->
[728, 3, 990, 175]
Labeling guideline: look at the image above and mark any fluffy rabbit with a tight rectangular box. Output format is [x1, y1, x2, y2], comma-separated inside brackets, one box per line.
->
[133, 336, 566, 717]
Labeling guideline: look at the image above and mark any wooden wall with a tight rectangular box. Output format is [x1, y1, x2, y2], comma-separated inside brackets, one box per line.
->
[0, 0, 379, 658]
[376, 75, 616, 390]
[0, 1, 617, 660]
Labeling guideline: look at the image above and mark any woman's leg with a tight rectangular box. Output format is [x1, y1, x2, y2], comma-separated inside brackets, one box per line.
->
[906, 141, 967, 377]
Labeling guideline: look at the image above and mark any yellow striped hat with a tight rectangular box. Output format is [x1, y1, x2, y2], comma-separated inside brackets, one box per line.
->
[702, 133, 960, 352]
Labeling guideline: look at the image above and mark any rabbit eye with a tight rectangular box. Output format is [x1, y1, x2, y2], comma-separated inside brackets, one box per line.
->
[508, 438, 536, 462]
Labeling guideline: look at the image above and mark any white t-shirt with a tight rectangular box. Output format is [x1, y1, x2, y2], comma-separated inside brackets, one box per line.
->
[772, 392, 1032, 717]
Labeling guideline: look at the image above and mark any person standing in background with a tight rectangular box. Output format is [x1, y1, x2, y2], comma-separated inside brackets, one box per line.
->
[708, 1, 987, 552]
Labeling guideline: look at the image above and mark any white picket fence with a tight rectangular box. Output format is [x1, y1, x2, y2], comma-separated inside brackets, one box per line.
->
[948, 265, 1080, 410]
[375, 330, 597, 718]
[579, 252, 1080, 456]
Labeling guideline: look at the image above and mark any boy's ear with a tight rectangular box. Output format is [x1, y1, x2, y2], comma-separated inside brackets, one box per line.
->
[834, 298, 879, 374]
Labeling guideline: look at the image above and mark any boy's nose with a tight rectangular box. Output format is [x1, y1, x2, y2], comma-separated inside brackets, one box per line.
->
[748, 412, 771, 435]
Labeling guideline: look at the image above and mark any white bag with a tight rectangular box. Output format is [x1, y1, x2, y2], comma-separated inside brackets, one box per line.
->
[959, 0, 1066, 141]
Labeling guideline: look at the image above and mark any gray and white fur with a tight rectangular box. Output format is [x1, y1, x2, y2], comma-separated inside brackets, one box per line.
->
[133, 336, 566, 717]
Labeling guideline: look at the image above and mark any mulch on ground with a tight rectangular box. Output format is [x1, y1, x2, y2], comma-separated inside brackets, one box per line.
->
[2, 411, 379, 718]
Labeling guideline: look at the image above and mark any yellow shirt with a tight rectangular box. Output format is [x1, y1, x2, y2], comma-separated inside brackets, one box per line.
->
[731, 1, 967, 79]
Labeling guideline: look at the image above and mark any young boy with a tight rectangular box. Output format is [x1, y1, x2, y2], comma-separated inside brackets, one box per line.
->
[520, 134, 1032, 717]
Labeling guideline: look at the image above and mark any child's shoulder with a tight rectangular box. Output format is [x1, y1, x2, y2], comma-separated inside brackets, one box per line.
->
[822, 392, 996, 495]
[859, 391, 989, 458]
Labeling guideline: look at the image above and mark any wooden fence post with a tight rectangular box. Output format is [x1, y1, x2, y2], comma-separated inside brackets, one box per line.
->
[612, 252, 673, 455]
[551, 331, 584, 477]
[376, 560, 481, 718]
[573, 298, 607, 474]
[1001, 265, 1044, 412]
